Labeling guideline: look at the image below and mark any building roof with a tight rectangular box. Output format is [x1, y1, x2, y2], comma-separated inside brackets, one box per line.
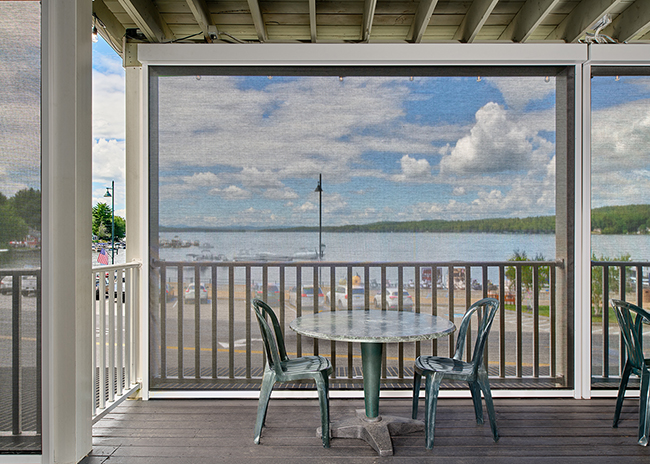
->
[94, 0, 650, 55]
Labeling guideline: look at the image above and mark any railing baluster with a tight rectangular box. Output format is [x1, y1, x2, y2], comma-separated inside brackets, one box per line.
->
[465, 265, 471, 363]
[160, 264, 167, 380]
[212, 265, 217, 379]
[108, 270, 116, 401]
[616, 264, 627, 375]
[533, 265, 540, 378]
[296, 266, 302, 358]
[178, 267, 184, 380]
[312, 265, 319, 356]
[12, 275, 22, 435]
[246, 266, 252, 379]
[195, 265, 201, 379]
[516, 265, 522, 378]
[499, 265, 506, 378]
[398, 266, 404, 379]
[330, 265, 337, 378]
[550, 265, 556, 379]
[602, 265, 609, 377]
[228, 266, 235, 379]
[448, 265, 455, 357]
[124, 268, 132, 388]
[432, 266, 438, 356]
[117, 269, 124, 394]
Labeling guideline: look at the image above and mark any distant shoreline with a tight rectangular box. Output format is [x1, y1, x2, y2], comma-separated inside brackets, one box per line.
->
[159, 205, 650, 236]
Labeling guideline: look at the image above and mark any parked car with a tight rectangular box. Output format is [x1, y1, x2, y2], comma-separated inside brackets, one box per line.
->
[326, 286, 366, 309]
[254, 284, 281, 306]
[0, 275, 37, 296]
[95, 274, 126, 302]
[373, 288, 414, 310]
[184, 283, 208, 304]
[288, 286, 324, 308]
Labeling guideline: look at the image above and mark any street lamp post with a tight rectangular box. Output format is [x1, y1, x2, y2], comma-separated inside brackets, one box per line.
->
[314, 174, 323, 260]
[104, 181, 115, 264]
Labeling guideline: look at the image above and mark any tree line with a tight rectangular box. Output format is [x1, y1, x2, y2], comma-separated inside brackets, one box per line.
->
[261, 204, 649, 235]
[0, 188, 40, 246]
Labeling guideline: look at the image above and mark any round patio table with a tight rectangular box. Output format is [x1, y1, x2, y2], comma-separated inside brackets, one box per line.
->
[290, 309, 455, 456]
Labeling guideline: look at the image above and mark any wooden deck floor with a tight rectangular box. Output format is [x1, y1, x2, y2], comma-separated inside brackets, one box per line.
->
[82, 397, 650, 463]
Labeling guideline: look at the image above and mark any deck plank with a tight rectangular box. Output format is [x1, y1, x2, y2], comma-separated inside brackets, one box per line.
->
[82, 398, 650, 463]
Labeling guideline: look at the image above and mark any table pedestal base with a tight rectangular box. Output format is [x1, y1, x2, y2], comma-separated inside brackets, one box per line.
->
[318, 409, 424, 456]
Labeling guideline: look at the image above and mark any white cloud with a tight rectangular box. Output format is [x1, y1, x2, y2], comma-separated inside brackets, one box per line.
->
[92, 70, 125, 140]
[440, 103, 535, 176]
[263, 187, 299, 200]
[182, 172, 222, 188]
[453, 187, 466, 196]
[591, 98, 650, 207]
[210, 185, 252, 200]
[297, 201, 317, 212]
[391, 155, 432, 182]
[92, 139, 125, 185]
[486, 76, 555, 111]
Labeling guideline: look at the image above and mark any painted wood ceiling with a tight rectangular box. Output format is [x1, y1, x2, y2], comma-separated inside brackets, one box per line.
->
[93, 0, 650, 55]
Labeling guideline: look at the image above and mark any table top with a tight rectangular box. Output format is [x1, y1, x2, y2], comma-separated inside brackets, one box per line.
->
[289, 309, 456, 343]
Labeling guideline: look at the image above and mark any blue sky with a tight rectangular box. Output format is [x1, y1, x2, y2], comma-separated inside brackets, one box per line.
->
[85, 42, 648, 228]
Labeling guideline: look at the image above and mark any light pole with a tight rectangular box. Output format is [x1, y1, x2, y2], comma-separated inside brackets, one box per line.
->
[104, 181, 115, 264]
[314, 174, 323, 260]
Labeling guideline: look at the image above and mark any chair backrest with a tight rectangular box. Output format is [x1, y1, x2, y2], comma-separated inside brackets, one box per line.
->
[611, 299, 650, 371]
[252, 299, 290, 374]
[452, 298, 499, 370]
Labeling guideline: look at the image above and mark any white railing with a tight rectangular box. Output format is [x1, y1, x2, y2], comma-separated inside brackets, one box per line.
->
[92, 261, 142, 422]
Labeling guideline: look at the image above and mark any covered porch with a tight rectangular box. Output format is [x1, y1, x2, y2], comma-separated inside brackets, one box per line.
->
[5, 0, 650, 462]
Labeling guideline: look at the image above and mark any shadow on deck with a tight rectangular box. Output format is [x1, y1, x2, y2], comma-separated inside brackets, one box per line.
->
[82, 397, 650, 463]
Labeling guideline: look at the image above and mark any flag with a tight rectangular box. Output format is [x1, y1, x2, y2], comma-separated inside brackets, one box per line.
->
[97, 248, 109, 265]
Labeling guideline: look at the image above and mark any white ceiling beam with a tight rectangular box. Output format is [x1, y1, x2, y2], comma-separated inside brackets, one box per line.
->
[407, 0, 439, 43]
[498, 0, 561, 42]
[602, 0, 650, 42]
[453, 0, 499, 43]
[247, 0, 268, 42]
[116, 0, 175, 43]
[186, 0, 214, 43]
[547, 0, 623, 43]
[93, 0, 126, 54]
[362, 0, 378, 42]
[310, 0, 317, 42]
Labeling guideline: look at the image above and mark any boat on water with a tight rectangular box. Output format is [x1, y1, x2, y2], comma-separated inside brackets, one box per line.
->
[232, 247, 323, 262]
[187, 251, 228, 262]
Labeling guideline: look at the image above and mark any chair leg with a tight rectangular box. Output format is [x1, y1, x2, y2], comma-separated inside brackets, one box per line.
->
[412, 370, 422, 420]
[424, 372, 443, 449]
[254, 370, 275, 444]
[614, 361, 632, 428]
[478, 370, 499, 442]
[638, 369, 650, 446]
[468, 380, 484, 424]
[315, 373, 331, 448]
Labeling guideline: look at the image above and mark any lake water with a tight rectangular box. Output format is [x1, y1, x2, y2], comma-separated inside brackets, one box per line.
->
[154, 231, 650, 263]
[7, 232, 650, 283]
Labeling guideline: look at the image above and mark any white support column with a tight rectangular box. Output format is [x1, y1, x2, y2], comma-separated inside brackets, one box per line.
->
[124, 45, 148, 398]
[575, 62, 591, 399]
[41, 0, 93, 462]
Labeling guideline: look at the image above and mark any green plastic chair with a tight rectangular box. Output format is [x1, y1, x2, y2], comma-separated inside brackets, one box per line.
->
[252, 298, 333, 447]
[610, 299, 650, 446]
[412, 297, 500, 449]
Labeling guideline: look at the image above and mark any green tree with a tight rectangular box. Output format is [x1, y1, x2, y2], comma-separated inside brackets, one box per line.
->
[505, 250, 550, 291]
[92, 203, 126, 240]
[9, 188, 41, 230]
[591, 253, 631, 316]
[0, 202, 28, 245]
